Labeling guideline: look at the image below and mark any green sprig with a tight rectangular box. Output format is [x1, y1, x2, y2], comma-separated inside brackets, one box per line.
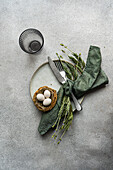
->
[52, 95, 73, 144]
[53, 43, 86, 144]
[66, 62, 78, 80]
[60, 44, 86, 70]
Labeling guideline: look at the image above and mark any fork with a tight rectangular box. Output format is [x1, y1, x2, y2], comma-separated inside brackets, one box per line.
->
[54, 60, 82, 111]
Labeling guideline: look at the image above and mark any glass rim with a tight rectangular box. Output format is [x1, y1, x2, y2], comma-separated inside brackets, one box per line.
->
[19, 28, 44, 54]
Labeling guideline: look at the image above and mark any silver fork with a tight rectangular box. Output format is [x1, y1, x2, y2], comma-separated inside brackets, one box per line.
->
[54, 60, 82, 111]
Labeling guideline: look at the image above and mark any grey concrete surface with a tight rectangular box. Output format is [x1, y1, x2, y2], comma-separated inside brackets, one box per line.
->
[0, 0, 113, 170]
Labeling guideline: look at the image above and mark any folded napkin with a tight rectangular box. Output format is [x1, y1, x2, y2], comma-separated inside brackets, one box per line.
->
[38, 46, 109, 135]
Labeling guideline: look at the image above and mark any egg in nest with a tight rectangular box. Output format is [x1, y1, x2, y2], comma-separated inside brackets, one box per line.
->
[33, 86, 57, 112]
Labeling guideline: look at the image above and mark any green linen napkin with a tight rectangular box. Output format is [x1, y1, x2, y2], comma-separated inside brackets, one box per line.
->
[38, 46, 109, 135]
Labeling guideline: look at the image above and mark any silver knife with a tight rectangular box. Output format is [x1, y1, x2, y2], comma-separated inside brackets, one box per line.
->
[48, 56, 82, 111]
[48, 57, 65, 84]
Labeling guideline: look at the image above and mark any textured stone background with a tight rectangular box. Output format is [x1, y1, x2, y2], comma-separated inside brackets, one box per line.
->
[0, 0, 113, 170]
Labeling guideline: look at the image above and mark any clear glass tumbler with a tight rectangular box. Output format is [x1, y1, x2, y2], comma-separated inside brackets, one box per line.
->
[19, 28, 44, 54]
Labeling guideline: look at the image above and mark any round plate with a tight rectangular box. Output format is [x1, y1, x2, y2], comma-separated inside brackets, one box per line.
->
[30, 60, 84, 110]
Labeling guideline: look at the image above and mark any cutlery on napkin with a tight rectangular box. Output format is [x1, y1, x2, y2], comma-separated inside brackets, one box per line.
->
[38, 46, 109, 135]
[48, 56, 82, 111]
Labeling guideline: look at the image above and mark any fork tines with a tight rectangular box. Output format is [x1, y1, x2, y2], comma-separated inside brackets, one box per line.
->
[54, 60, 63, 71]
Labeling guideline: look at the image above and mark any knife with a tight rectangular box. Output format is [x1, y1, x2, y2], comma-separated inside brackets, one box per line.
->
[48, 57, 66, 84]
[48, 56, 82, 111]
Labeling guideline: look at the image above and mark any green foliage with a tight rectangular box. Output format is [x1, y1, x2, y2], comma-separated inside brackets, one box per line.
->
[53, 44, 86, 143]
[68, 56, 78, 64]
[52, 95, 73, 144]
[60, 43, 86, 71]
[61, 62, 73, 80]
[61, 50, 65, 53]
[72, 52, 79, 60]
[60, 43, 64, 46]
[66, 62, 78, 80]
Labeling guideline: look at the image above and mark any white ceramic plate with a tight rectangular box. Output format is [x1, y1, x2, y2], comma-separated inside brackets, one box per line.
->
[30, 60, 84, 110]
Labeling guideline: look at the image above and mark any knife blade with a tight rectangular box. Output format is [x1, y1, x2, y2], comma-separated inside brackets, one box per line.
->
[48, 57, 65, 84]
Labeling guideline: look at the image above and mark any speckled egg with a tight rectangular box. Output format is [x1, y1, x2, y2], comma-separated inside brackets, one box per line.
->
[36, 94, 45, 101]
[44, 90, 51, 98]
[43, 98, 51, 106]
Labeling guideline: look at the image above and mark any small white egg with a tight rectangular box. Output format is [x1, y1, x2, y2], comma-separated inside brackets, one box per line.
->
[43, 98, 51, 106]
[44, 90, 51, 98]
[36, 94, 45, 101]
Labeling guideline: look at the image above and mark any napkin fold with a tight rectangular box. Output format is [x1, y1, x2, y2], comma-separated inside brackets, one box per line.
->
[38, 46, 109, 135]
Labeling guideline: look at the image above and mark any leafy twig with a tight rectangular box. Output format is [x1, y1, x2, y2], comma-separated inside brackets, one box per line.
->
[52, 95, 73, 144]
[53, 44, 86, 144]
[60, 43, 85, 69]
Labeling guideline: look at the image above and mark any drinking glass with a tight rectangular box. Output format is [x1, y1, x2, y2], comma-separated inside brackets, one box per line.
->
[19, 28, 44, 54]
